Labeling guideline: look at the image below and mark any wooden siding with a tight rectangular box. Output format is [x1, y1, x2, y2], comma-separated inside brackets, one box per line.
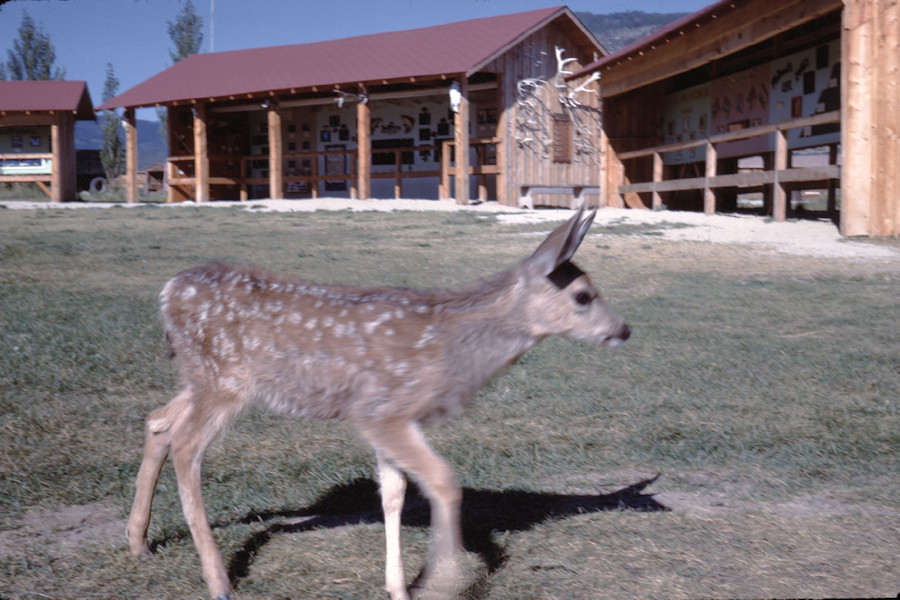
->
[0, 111, 78, 202]
[485, 21, 603, 207]
[842, 0, 900, 236]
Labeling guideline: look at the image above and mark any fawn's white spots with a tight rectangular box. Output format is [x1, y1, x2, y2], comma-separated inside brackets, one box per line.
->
[414, 324, 438, 349]
[364, 312, 395, 335]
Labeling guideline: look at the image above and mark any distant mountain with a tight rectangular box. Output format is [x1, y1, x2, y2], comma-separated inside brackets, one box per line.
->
[75, 119, 167, 169]
[576, 11, 689, 53]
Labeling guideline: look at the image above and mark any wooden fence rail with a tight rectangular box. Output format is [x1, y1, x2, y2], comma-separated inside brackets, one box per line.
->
[0, 152, 54, 198]
[614, 110, 841, 220]
[164, 143, 474, 202]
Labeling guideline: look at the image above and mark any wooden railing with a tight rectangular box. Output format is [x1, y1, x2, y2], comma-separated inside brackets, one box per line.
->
[165, 142, 482, 201]
[0, 152, 54, 198]
[439, 137, 500, 201]
[613, 110, 841, 220]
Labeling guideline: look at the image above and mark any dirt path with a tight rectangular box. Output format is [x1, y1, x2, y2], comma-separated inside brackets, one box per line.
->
[3, 197, 898, 260]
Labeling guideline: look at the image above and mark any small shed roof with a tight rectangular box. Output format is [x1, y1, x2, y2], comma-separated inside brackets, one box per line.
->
[0, 80, 96, 120]
[99, 6, 604, 111]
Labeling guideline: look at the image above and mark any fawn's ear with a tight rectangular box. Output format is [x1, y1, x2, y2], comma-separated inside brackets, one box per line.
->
[526, 200, 597, 277]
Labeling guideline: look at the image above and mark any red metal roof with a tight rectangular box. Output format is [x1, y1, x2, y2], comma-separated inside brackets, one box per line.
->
[99, 6, 597, 111]
[0, 80, 96, 119]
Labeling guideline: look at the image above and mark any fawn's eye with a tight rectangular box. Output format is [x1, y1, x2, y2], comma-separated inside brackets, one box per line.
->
[574, 291, 593, 305]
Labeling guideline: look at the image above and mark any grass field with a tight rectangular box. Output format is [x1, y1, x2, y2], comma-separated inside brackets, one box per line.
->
[1, 205, 898, 599]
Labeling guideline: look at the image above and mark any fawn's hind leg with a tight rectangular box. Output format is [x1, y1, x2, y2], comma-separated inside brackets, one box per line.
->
[127, 389, 193, 556]
[362, 419, 463, 600]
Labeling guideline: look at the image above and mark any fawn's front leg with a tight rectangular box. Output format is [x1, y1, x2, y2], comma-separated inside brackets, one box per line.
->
[377, 453, 411, 600]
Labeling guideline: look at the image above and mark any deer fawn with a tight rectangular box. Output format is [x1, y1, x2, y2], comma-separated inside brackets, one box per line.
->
[127, 203, 630, 600]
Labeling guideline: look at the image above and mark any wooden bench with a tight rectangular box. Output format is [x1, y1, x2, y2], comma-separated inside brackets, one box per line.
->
[518, 185, 600, 209]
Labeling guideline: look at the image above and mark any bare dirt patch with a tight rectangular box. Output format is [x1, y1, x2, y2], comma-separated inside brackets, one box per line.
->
[0, 502, 124, 561]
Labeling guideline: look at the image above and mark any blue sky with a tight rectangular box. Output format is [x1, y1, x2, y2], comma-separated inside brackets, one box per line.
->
[1, 0, 712, 120]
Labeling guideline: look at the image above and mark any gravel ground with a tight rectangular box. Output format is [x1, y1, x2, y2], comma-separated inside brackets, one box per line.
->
[3, 197, 897, 261]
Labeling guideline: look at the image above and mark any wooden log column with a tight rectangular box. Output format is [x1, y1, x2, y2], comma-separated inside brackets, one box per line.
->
[772, 129, 788, 222]
[49, 119, 62, 203]
[703, 141, 717, 215]
[842, 0, 900, 236]
[357, 98, 371, 200]
[124, 108, 139, 204]
[193, 103, 209, 203]
[267, 102, 283, 199]
[454, 77, 470, 205]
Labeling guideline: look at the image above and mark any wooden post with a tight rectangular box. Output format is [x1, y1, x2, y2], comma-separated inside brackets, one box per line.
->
[704, 141, 717, 215]
[166, 106, 177, 203]
[357, 99, 371, 200]
[454, 77, 470, 205]
[842, 0, 900, 236]
[50, 120, 61, 202]
[651, 151, 663, 210]
[772, 129, 788, 221]
[267, 103, 283, 199]
[193, 104, 209, 203]
[600, 129, 624, 208]
[124, 108, 139, 204]
[440, 140, 451, 200]
[841, 0, 872, 236]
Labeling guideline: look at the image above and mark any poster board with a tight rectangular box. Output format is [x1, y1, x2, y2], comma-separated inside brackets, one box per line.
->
[663, 39, 841, 165]
[0, 125, 52, 175]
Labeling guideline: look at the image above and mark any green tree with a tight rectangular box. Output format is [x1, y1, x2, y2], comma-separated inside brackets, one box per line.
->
[158, 0, 204, 139]
[99, 63, 126, 186]
[167, 0, 204, 63]
[3, 11, 66, 80]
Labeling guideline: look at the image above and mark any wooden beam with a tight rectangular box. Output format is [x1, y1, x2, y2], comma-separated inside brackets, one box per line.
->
[454, 77, 470, 205]
[772, 129, 788, 221]
[617, 111, 840, 160]
[193, 104, 209, 203]
[267, 105, 283, 199]
[620, 166, 840, 194]
[599, 0, 842, 98]
[704, 141, 716, 215]
[124, 108, 139, 204]
[356, 99, 371, 199]
[651, 151, 663, 210]
[50, 121, 61, 203]
[35, 180, 51, 198]
[842, 0, 900, 236]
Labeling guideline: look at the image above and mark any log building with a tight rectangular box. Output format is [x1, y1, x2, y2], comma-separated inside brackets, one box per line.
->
[0, 81, 96, 203]
[573, 0, 899, 237]
[98, 7, 606, 208]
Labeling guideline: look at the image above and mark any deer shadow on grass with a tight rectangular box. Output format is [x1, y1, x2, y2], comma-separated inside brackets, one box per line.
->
[216, 474, 668, 598]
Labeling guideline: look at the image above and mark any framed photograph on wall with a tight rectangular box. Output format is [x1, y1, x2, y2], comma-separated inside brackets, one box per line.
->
[324, 144, 346, 192]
